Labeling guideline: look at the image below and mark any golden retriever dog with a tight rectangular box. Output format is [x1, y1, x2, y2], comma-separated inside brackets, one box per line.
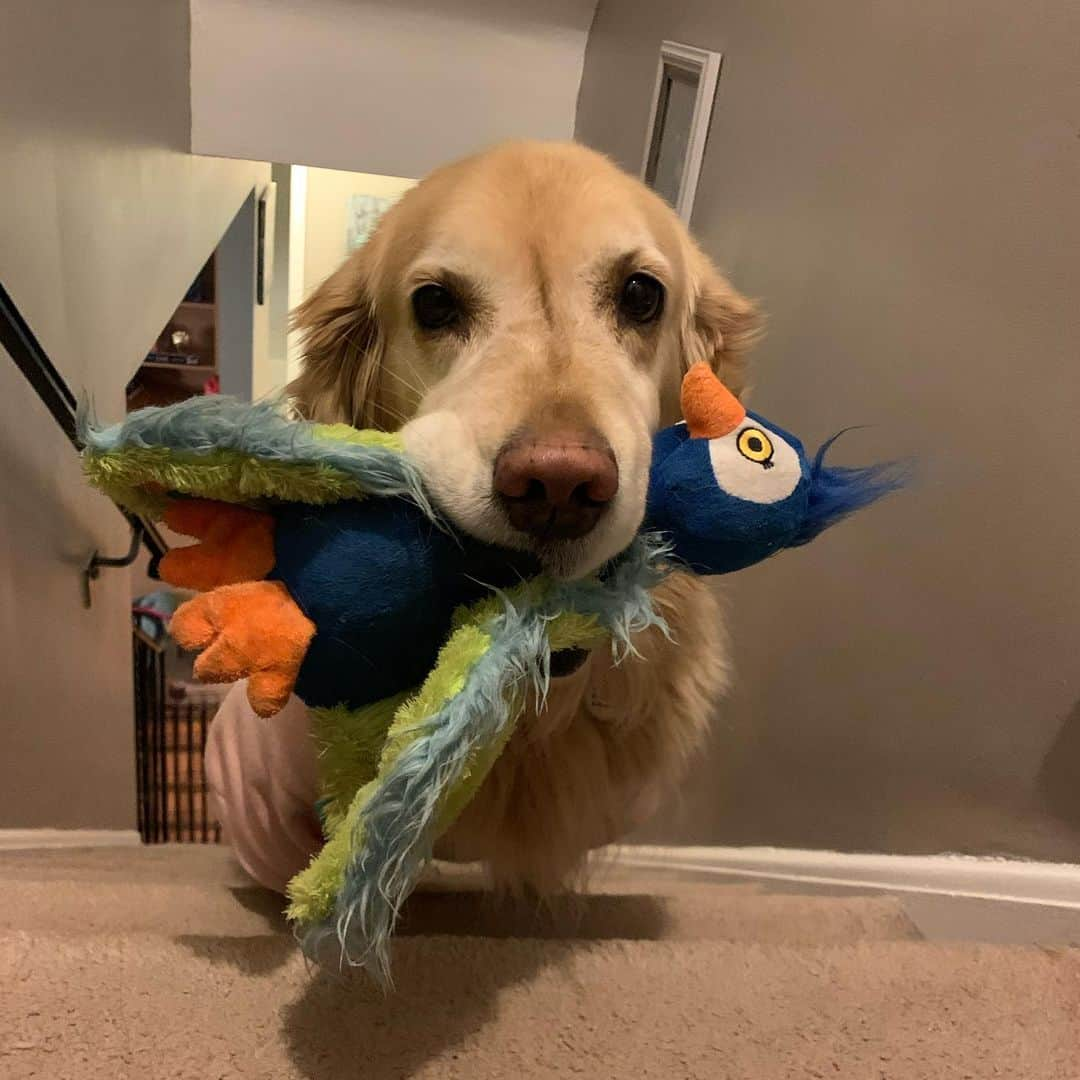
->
[288, 140, 760, 890]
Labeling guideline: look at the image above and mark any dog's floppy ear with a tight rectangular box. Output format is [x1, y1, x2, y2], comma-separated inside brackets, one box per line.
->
[681, 240, 763, 400]
[287, 249, 387, 428]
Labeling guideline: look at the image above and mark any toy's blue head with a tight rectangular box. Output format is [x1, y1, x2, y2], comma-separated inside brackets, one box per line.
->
[645, 363, 902, 576]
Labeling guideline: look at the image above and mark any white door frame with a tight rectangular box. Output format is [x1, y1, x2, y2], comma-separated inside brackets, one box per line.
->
[640, 40, 723, 224]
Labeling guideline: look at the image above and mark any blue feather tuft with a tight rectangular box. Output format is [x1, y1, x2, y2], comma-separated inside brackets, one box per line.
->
[791, 430, 909, 547]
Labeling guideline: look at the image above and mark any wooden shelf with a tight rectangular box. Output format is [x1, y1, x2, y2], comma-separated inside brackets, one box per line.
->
[127, 253, 218, 413]
[141, 361, 216, 373]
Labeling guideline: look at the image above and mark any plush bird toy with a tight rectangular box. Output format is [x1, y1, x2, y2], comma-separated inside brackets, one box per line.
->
[82, 362, 899, 980]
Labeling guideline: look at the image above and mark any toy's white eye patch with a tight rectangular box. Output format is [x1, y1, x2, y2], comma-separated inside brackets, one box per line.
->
[708, 423, 802, 503]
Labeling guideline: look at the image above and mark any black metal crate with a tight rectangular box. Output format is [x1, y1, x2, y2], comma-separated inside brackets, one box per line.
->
[132, 617, 221, 844]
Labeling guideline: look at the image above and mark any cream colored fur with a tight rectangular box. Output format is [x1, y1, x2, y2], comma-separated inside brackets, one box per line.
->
[288, 141, 759, 890]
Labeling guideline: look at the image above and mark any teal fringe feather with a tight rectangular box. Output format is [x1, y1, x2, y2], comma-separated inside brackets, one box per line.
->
[78, 396, 434, 517]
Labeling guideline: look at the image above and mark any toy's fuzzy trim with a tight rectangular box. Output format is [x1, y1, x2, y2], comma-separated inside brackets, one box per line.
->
[78, 396, 434, 518]
[288, 533, 671, 983]
[792, 432, 908, 547]
[311, 695, 412, 833]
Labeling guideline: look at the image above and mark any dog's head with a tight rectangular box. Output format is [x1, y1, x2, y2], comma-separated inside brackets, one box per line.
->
[289, 141, 761, 578]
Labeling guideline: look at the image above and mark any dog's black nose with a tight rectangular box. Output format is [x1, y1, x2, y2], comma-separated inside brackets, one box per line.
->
[493, 428, 618, 540]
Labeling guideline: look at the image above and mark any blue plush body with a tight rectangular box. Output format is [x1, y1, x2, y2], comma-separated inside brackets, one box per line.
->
[270, 500, 536, 709]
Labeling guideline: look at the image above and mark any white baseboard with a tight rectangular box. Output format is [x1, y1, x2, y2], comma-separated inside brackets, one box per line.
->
[614, 845, 1080, 910]
[0, 829, 142, 850]
[2, 834, 1077, 911]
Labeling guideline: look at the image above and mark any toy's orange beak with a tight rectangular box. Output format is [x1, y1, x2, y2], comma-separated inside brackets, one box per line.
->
[681, 361, 746, 439]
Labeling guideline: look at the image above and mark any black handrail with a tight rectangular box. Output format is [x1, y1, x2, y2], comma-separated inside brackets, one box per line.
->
[0, 278, 167, 561]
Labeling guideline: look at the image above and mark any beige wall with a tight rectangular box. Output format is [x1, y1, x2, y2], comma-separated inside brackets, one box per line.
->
[577, 1, 1080, 858]
[302, 167, 417, 298]
[190, 0, 598, 177]
[0, 352, 137, 830]
[0, 0, 270, 829]
[270, 165, 416, 384]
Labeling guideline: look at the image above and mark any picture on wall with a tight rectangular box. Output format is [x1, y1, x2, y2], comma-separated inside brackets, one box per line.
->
[346, 193, 395, 251]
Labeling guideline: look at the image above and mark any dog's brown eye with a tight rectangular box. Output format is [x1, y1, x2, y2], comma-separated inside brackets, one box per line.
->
[412, 284, 459, 331]
[619, 272, 664, 324]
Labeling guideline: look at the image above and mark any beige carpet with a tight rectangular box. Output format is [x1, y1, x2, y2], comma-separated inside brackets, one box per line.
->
[1, 846, 1078, 1079]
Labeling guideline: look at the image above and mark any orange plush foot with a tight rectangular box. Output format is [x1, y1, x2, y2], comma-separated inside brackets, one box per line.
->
[170, 581, 316, 717]
[158, 499, 276, 592]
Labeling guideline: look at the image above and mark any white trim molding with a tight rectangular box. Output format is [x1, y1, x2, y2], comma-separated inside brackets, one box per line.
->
[0, 829, 142, 850]
[614, 845, 1080, 910]
[640, 40, 723, 223]
[284, 164, 308, 386]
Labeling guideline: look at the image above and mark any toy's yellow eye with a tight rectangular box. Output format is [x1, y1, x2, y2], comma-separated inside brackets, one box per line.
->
[737, 427, 774, 468]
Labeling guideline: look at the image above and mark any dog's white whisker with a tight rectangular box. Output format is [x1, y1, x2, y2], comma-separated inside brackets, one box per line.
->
[380, 363, 430, 404]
